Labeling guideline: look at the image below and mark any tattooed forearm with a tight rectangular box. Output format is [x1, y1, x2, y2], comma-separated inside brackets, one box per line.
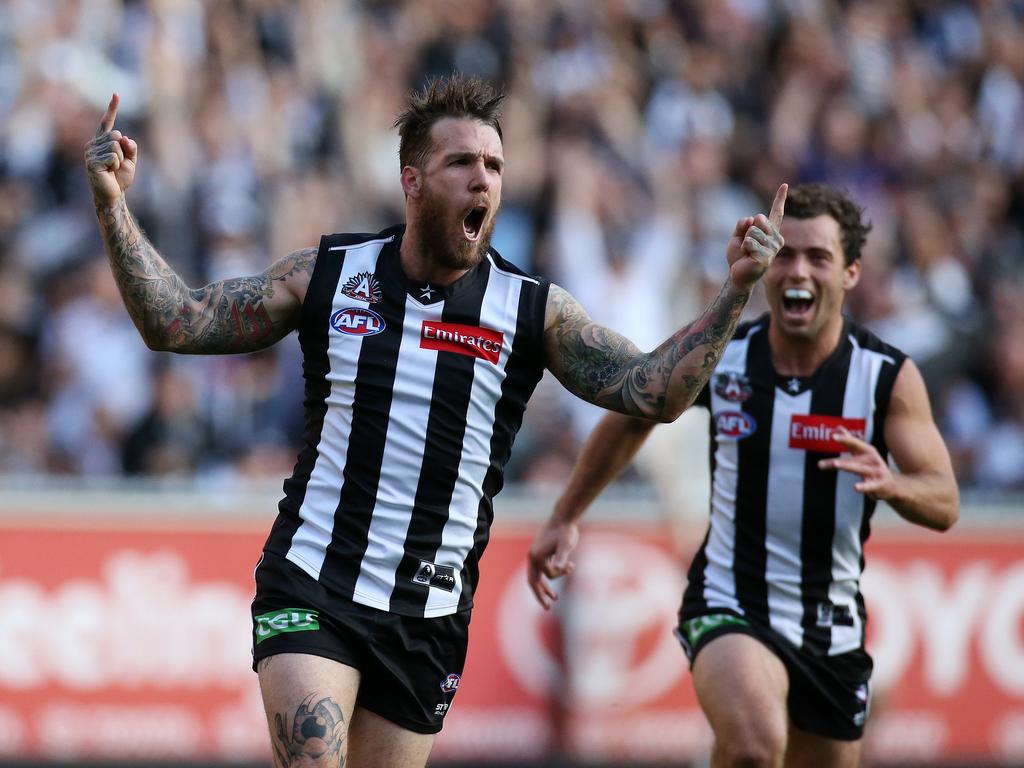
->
[271, 695, 346, 767]
[546, 281, 750, 421]
[95, 197, 314, 353]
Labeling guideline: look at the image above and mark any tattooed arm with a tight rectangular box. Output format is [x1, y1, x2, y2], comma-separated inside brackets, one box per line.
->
[543, 184, 788, 422]
[85, 94, 312, 354]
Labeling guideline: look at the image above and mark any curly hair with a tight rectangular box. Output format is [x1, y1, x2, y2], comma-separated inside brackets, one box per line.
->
[394, 73, 505, 171]
[784, 183, 871, 265]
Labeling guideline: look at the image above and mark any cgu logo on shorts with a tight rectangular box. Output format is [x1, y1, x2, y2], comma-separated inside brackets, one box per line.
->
[789, 414, 866, 453]
[331, 307, 385, 336]
[420, 321, 504, 364]
[715, 410, 757, 440]
[254, 609, 320, 644]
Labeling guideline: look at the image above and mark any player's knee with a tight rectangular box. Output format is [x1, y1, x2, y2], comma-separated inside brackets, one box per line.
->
[713, 721, 786, 768]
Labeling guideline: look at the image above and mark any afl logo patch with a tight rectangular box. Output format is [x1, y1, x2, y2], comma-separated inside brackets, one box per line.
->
[331, 307, 385, 336]
[440, 673, 461, 693]
[715, 410, 757, 440]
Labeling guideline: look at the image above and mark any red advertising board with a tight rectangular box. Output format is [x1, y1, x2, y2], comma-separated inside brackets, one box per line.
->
[1, 510, 1023, 764]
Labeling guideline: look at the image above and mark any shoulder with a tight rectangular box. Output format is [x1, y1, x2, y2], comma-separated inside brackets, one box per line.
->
[319, 225, 403, 252]
[734, 314, 769, 342]
[485, 248, 547, 287]
[844, 318, 908, 368]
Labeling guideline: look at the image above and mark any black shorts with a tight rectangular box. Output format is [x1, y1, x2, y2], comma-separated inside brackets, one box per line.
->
[251, 551, 470, 734]
[675, 610, 872, 741]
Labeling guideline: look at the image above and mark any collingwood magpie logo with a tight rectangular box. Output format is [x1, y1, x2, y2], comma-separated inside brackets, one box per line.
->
[341, 271, 382, 303]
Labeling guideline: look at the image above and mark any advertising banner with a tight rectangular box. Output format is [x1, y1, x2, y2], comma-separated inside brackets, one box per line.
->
[1, 508, 1022, 764]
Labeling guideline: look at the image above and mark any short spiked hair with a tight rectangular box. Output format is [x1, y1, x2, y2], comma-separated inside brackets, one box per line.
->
[784, 183, 871, 266]
[394, 73, 504, 170]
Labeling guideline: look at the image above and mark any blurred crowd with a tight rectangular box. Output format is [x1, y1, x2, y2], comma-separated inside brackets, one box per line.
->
[0, 0, 1022, 496]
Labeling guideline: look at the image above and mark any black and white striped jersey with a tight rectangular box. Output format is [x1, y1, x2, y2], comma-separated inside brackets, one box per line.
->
[682, 314, 906, 656]
[264, 226, 549, 618]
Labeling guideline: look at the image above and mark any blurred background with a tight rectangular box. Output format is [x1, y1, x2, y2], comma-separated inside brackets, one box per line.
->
[0, 0, 1022, 766]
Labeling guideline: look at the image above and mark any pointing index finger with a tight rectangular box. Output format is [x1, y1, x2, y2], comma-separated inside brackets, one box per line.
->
[768, 183, 788, 229]
[96, 93, 120, 137]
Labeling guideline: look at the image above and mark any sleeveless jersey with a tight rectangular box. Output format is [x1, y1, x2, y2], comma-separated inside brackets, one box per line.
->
[264, 226, 549, 618]
[682, 314, 906, 656]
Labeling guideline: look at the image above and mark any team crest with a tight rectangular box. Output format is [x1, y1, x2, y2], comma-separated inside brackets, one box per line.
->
[713, 371, 752, 403]
[340, 271, 382, 303]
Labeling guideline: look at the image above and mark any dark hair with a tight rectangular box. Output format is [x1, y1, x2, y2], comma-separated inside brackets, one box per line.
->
[394, 73, 505, 170]
[784, 183, 871, 265]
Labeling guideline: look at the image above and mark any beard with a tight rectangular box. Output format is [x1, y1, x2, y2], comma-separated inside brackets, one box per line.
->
[414, 185, 497, 271]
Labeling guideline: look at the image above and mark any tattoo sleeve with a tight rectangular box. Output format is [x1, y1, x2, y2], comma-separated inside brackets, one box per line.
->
[545, 281, 750, 421]
[95, 197, 315, 354]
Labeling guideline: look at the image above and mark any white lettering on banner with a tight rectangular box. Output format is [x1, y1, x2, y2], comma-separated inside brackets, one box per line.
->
[862, 557, 1024, 697]
[432, 709, 552, 760]
[981, 563, 1024, 696]
[907, 560, 991, 695]
[211, 688, 271, 760]
[497, 534, 686, 711]
[0, 550, 252, 690]
[0, 706, 26, 754]
[865, 711, 947, 762]
[40, 703, 201, 760]
[572, 713, 712, 759]
[994, 711, 1024, 761]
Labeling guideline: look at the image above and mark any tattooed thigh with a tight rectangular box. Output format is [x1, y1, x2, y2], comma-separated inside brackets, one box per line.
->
[257, 654, 361, 768]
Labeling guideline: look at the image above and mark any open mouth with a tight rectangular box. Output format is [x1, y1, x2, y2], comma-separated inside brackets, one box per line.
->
[782, 287, 815, 317]
[462, 206, 487, 242]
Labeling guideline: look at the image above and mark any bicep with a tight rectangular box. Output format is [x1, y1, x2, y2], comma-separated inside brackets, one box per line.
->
[542, 284, 652, 413]
[179, 247, 316, 354]
[884, 360, 955, 478]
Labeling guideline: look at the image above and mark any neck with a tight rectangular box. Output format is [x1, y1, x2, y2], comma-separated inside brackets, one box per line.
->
[768, 313, 846, 378]
[398, 224, 473, 286]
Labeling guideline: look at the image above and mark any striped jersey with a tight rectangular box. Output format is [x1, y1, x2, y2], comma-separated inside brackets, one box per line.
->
[264, 226, 549, 618]
[682, 314, 906, 656]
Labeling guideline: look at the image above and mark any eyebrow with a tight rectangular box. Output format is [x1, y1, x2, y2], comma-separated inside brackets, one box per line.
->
[446, 150, 504, 168]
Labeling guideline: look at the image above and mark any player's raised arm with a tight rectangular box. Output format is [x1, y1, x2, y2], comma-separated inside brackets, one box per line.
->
[85, 93, 313, 354]
[543, 184, 787, 422]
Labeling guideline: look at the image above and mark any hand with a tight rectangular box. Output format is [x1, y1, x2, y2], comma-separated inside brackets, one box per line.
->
[727, 183, 787, 291]
[526, 518, 580, 610]
[818, 427, 895, 500]
[84, 93, 138, 205]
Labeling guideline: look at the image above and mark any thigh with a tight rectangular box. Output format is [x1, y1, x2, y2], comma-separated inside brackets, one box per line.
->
[348, 706, 435, 768]
[258, 652, 359, 768]
[785, 726, 862, 768]
[691, 632, 790, 748]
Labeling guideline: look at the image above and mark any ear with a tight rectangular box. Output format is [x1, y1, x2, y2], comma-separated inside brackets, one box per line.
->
[401, 166, 421, 199]
[843, 257, 862, 290]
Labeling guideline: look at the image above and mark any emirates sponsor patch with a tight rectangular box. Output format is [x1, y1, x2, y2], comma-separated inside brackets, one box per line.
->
[420, 321, 504, 364]
[789, 414, 866, 453]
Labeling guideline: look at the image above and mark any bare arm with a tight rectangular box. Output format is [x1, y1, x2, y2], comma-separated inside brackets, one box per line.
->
[819, 360, 959, 531]
[543, 281, 748, 421]
[527, 412, 657, 608]
[85, 94, 312, 354]
[543, 185, 786, 423]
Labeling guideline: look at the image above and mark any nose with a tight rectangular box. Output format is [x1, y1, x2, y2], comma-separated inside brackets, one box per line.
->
[468, 159, 489, 193]
[786, 252, 811, 278]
